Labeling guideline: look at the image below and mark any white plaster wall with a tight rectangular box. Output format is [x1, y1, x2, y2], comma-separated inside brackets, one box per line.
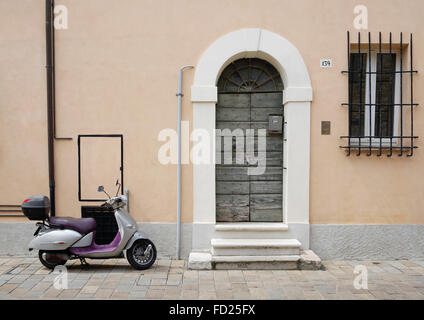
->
[284, 102, 311, 224]
[192, 102, 216, 224]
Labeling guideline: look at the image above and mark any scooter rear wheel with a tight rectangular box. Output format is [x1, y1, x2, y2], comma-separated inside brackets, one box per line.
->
[126, 239, 157, 270]
[38, 250, 67, 270]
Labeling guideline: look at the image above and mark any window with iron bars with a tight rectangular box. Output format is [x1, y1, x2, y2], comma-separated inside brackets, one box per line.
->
[341, 32, 418, 156]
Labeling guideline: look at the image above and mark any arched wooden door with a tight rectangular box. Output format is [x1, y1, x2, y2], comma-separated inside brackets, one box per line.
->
[216, 58, 284, 222]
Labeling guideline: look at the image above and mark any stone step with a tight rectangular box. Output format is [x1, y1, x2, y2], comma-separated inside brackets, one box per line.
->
[211, 238, 301, 256]
[214, 223, 291, 239]
[212, 255, 300, 270]
[188, 250, 323, 270]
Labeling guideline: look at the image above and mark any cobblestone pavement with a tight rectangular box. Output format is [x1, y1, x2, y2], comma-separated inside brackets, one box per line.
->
[0, 257, 424, 300]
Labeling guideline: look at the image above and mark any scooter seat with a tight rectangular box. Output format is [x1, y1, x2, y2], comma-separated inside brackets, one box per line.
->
[49, 216, 96, 235]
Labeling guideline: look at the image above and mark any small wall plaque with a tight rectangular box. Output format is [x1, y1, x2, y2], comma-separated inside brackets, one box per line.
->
[321, 121, 331, 135]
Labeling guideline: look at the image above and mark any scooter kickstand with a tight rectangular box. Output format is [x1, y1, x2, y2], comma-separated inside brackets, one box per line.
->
[79, 257, 90, 268]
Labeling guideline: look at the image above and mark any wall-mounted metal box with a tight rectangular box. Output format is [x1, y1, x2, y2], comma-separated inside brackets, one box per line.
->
[268, 114, 283, 134]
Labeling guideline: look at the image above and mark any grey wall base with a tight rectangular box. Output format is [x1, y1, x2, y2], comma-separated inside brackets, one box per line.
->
[136, 223, 192, 259]
[311, 224, 424, 260]
[0, 222, 193, 259]
[1, 222, 423, 260]
[0, 223, 37, 257]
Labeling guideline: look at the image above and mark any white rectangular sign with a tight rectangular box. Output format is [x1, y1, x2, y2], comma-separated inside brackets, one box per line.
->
[320, 58, 333, 68]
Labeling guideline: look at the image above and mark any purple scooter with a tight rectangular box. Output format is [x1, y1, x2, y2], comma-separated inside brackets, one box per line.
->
[22, 181, 157, 270]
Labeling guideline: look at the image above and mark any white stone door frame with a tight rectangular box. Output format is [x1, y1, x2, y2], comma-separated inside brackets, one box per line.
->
[191, 29, 312, 251]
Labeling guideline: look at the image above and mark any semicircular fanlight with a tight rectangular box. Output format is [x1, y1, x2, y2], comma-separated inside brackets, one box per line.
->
[217, 58, 283, 93]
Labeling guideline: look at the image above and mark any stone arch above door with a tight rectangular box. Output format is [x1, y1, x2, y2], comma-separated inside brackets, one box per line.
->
[191, 29, 312, 250]
[191, 29, 312, 103]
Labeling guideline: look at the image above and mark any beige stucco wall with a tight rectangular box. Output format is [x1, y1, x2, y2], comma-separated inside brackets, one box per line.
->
[0, 0, 423, 224]
[0, 0, 49, 222]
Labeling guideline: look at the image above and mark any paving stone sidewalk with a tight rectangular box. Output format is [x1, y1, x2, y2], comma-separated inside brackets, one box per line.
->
[0, 257, 424, 300]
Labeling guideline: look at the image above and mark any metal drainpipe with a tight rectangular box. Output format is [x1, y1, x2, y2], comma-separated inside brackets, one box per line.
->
[176, 65, 194, 260]
[45, 0, 55, 216]
[45, 0, 72, 216]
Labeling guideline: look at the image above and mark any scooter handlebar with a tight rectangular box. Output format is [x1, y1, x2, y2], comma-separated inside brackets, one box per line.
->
[101, 196, 125, 209]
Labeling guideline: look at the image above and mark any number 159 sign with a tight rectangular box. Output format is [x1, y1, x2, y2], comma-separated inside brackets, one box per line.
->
[320, 58, 333, 68]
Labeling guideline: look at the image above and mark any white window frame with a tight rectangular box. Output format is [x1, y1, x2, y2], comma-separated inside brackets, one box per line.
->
[351, 50, 401, 147]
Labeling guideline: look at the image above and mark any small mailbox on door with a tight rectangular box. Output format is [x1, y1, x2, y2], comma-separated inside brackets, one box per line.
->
[268, 114, 283, 134]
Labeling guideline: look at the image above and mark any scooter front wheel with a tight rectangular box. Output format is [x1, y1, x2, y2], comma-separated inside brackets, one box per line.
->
[38, 250, 67, 270]
[126, 239, 157, 270]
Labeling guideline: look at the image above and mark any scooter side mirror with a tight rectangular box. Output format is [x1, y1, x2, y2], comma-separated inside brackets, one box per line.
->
[97, 186, 104, 192]
[115, 179, 121, 197]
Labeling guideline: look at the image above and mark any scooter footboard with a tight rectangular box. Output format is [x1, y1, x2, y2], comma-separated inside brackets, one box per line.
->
[124, 231, 150, 251]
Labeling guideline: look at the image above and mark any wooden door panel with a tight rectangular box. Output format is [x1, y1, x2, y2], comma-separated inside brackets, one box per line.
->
[217, 135, 283, 152]
[216, 181, 250, 195]
[255, 137, 283, 152]
[251, 107, 283, 121]
[216, 91, 283, 222]
[250, 194, 282, 222]
[216, 121, 251, 132]
[250, 92, 283, 108]
[217, 93, 250, 108]
[216, 151, 246, 166]
[216, 194, 250, 207]
[250, 181, 282, 194]
[248, 167, 282, 181]
[250, 208, 283, 222]
[216, 207, 249, 222]
[216, 194, 250, 222]
[216, 166, 249, 181]
[216, 107, 250, 122]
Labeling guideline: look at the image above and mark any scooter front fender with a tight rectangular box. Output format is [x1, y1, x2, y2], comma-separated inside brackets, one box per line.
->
[124, 231, 150, 251]
[28, 229, 82, 251]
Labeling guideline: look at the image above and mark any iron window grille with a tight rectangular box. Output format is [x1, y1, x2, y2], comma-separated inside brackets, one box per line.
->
[341, 32, 418, 156]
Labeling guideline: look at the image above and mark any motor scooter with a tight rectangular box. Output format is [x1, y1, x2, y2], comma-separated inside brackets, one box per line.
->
[22, 181, 157, 270]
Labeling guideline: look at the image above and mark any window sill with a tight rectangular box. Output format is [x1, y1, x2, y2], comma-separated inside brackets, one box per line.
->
[347, 138, 399, 148]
